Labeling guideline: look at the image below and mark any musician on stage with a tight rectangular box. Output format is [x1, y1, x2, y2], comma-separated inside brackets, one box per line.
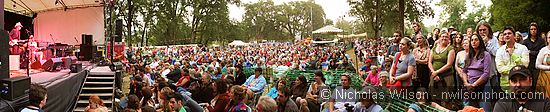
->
[9, 22, 23, 54]
[28, 35, 44, 62]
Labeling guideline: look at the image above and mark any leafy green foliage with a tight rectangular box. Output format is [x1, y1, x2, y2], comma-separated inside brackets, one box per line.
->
[437, 0, 490, 33]
[348, 0, 433, 38]
[242, 0, 326, 41]
[490, 0, 550, 32]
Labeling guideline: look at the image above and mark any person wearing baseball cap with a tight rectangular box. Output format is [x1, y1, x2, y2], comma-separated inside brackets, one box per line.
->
[493, 65, 550, 112]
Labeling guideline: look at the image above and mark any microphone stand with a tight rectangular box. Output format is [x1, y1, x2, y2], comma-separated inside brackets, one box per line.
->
[50, 34, 57, 58]
[26, 32, 32, 77]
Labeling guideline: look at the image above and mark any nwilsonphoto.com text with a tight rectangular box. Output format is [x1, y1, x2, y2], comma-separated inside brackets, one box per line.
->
[319, 86, 547, 101]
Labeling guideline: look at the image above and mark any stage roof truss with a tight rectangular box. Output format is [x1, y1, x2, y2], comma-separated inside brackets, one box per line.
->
[5, 0, 104, 16]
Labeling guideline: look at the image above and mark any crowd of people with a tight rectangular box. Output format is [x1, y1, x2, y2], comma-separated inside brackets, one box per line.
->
[113, 41, 359, 112]
[357, 21, 550, 112]
[19, 21, 550, 112]
[113, 21, 550, 112]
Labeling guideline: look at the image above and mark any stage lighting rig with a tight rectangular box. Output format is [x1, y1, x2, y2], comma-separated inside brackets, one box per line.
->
[12, 0, 16, 8]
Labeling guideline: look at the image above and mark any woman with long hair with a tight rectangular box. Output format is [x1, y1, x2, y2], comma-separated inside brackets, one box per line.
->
[462, 34, 491, 109]
[428, 31, 457, 110]
[428, 28, 440, 48]
[205, 79, 231, 112]
[227, 85, 250, 112]
[85, 95, 109, 112]
[291, 75, 308, 100]
[413, 34, 431, 91]
[266, 79, 287, 99]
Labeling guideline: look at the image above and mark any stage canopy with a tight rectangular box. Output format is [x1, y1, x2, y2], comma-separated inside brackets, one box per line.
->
[5, 0, 103, 16]
[5, 0, 106, 45]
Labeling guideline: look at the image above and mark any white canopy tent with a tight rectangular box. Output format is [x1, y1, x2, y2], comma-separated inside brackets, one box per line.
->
[313, 25, 344, 34]
[228, 40, 249, 46]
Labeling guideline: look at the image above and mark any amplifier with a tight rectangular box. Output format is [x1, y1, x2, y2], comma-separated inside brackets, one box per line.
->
[70, 63, 83, 73]
[110, 62, 123, 71]
[0, 76, 31, 101]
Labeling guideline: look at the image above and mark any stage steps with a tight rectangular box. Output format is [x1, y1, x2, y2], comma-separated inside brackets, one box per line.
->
[74, 67, 115, 112]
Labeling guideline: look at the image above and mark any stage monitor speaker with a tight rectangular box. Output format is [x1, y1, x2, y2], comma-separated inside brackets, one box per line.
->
[30, 60, 46, 69]
[82, 34, 93, 46]
[110, 62, 123, 71]
[43, 58, 63, 72]
[70, 63, 82, 73]
[0, 76, 30, 101]
[115, 70, 122, 89]
[115, 19, 123, 42]
[0, 31, 8, 78]
[62, 57, 72, 69]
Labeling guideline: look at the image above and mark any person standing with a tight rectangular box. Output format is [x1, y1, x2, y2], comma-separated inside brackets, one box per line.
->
[428, 28, 440, 48]
[9, 22, 23, 54]
[413, 34, 430, 90]
[387, 31, 402, 59]
[522, 22, 545, 86]
[535, 31, 550, 99]
[412, 22, 423, 43]
[462, 34, 491, 110]
[456, 35, 470, 91]
[428, 31, 457, 109]
[495, 26, 529, 93]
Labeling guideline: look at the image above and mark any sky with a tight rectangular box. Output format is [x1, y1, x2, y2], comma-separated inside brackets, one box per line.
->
[228, 0, 492, 27]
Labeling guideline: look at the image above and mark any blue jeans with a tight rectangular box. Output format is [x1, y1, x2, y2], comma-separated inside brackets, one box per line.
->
[177, 87, 203, 112]
[480, 81, 492, 112]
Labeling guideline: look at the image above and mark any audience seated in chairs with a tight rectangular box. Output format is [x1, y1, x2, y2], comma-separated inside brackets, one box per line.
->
[290, 75, 308, 101]
[324, 74, 357, 112]
[266, 79, 287, 99]
[302, 71, 326, 112]
[256, 96, 278, 112]
[242, 68, 267, 104]
[204, 79, 231, 112]
[188, 72, 214, 103]
[227, 85, 252, 112]
[353, 86, 383, 112]
[276, 87, 300, 112]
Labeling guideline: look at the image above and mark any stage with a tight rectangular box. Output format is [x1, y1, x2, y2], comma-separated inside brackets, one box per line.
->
[0, 61, 114, 112]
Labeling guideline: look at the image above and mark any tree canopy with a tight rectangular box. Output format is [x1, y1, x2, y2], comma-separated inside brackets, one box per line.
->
[490, 0, 550, 33]
[348, 0, 434, 38]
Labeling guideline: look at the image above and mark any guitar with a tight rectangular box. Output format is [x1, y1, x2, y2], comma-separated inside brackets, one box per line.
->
[9, 39, 18, 46]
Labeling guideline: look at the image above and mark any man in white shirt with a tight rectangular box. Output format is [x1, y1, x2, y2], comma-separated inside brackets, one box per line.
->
[495, 26, 529, 92]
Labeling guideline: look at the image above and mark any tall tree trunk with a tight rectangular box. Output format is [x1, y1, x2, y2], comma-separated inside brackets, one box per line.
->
[141, 20, 147, 47]
[374, 0, 380, 38]
[127, 0, 133, 48]
[399, 0, 404, 37]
